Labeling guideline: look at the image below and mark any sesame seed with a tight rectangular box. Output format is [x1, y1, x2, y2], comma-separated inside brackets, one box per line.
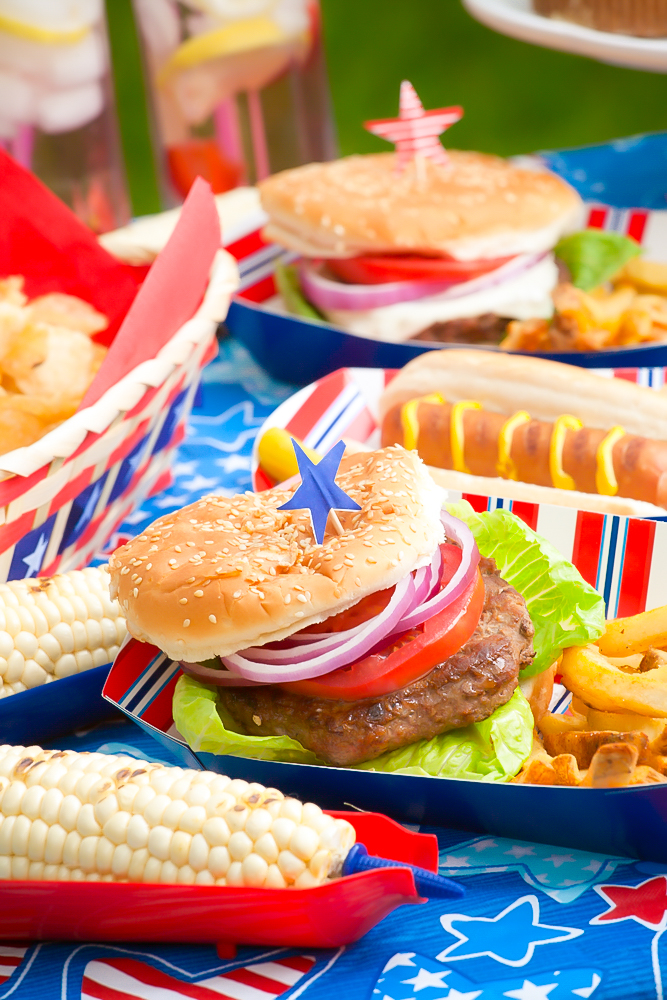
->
[174, 545, 182, 553]
[295, 611, 305, 618]
[284, 594, 291, 604]
[179, 598, 188, 605]
[355, 577, 362, 587]
[133, 588, 138, 598]
[183, 619, 190, 627]
[169, 558, 177, 566]
[146, 563, 152, 570]
[209, 615, 217, 624]
[186, 577, 196, 584]
[333, 563, 344, 571]
[367, 557, 377, 564]
[297, 594, 308, 603]
[194, 590, 204, 598]
[233, 590, 242, 599]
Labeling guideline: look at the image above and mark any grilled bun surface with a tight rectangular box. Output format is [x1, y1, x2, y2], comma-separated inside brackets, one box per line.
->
[380, 349, 667, 440]
[258, 151, 583, 261]
[109, 447, 444, 663]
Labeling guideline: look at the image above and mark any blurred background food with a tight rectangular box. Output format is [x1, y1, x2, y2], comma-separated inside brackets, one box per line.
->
[0, 278, 107, 454]
[106, 0, 667, 218]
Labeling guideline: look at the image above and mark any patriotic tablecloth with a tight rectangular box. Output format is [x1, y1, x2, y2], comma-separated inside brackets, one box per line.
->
[8, 335, 667, 1000]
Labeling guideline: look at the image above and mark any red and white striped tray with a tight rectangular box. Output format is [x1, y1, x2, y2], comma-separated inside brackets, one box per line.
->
[251, 366, 667, 620]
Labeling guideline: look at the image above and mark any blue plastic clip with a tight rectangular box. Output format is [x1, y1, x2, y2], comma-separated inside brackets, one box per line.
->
[342, 843, 465, 899]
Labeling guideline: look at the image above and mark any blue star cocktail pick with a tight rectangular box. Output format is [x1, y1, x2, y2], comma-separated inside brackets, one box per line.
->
[277, 439, 361, 544]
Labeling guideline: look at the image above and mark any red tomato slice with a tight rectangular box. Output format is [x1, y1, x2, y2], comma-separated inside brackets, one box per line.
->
[279, 564, 484, 702]
[326, 254, 515, 286]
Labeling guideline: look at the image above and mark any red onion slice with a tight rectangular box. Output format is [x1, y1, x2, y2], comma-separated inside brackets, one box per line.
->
[386, 512, 479, 635]
[179, 661, 263, 686]
[299, 254, 547, 313]
[221, 572, 416, 683]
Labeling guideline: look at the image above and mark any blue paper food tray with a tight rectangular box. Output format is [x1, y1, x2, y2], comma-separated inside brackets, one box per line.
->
[226, 298, 667, 387]
[226, 131, 667, 386]
[0, 664, 119, 745]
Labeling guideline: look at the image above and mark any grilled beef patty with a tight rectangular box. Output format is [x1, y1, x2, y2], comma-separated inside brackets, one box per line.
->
[217, 557, 534, 767]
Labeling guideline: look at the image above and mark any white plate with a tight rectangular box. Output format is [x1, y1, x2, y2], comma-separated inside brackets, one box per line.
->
[463, 0, 667, 73]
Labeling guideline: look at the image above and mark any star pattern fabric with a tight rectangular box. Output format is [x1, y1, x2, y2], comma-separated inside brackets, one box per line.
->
[364, 80, 463, 170]
[374, 952, 602, 1000]
[437, 896, 582, 967]
[277, 439, 361, 544]
[437, 836, 629, 903]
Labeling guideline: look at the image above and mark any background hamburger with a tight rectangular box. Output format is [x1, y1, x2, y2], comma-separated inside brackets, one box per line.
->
[258, 87, 584, 346]
[110, 446, 604, 779]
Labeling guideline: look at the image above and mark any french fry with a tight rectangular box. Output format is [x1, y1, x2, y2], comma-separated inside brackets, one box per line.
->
[584, 706, 667, 743]
[598, 605, 667, 658]
[560, 644, 667, 717]
[615, 258, 667, 296]
[551, 754, 582, 786]
[542, 729, 648, 768]
[579, 743, 640, 788]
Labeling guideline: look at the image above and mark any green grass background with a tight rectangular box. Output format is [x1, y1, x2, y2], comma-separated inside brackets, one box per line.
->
[106, 0, 667, 217]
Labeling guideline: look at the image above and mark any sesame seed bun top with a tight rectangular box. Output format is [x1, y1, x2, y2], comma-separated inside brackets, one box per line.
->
[258, 151, 583, 261]
[109, 447, 445, 663]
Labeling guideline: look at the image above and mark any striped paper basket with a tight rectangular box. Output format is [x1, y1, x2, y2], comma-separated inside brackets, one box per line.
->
[0, 249, 238, 584]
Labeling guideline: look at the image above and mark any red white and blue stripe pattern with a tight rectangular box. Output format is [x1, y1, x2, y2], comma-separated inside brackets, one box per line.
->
[80, 954, 315, 1000]
[0, 945, 28, 987]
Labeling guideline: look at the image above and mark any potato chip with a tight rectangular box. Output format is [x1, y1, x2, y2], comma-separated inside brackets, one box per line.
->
[28, 293, 108, 336]
[2, 323, 103, 400]
[0, 404, 46, 453]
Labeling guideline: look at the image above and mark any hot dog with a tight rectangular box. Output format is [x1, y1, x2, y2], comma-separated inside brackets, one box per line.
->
[380, 350, 667, 514]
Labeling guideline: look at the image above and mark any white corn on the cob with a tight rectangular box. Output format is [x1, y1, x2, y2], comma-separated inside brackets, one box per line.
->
[0, 746, 356, 888]
[0, 566, 126, 698]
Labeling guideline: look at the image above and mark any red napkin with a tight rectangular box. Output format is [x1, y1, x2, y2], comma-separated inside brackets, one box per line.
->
[80, 177, 221, 408]
[0, 150, 143, 339]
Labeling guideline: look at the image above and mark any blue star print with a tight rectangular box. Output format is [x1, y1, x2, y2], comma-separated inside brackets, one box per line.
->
[437, 895, 583, 967]
[278, 439, 361, 544]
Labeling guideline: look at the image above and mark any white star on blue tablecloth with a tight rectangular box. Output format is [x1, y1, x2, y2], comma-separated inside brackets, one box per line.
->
[400, 968, 451, 991]
[503, 981, 557, 1000]
[437, 895, 582, 967]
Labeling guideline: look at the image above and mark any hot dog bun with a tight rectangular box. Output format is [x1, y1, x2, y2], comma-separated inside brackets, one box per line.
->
[380, 349, 667, 439]
[380, 349, 667, 512]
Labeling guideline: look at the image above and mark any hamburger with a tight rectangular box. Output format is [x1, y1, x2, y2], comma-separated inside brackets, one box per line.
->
[109, 446, 603, 777]
[258, 140, 583, 345]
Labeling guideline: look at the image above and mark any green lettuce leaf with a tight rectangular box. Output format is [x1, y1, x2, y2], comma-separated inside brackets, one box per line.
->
[274, 263, 325, 322]
[173, 674, 324, 764]
[555, 229, 641, 291]
[446, 503, 605, 677]
[173, 675, 533, 781]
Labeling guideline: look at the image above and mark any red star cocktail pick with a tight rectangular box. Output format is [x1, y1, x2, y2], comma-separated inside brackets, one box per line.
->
[364, 80, 463, 171]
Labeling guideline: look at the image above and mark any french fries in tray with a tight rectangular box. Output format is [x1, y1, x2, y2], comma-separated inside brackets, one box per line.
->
[517, 604, 667, 788]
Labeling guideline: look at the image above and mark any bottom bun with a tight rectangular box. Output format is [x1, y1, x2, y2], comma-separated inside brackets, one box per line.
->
[426, 466, 667, 518]
[520, 665, 556, 724]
